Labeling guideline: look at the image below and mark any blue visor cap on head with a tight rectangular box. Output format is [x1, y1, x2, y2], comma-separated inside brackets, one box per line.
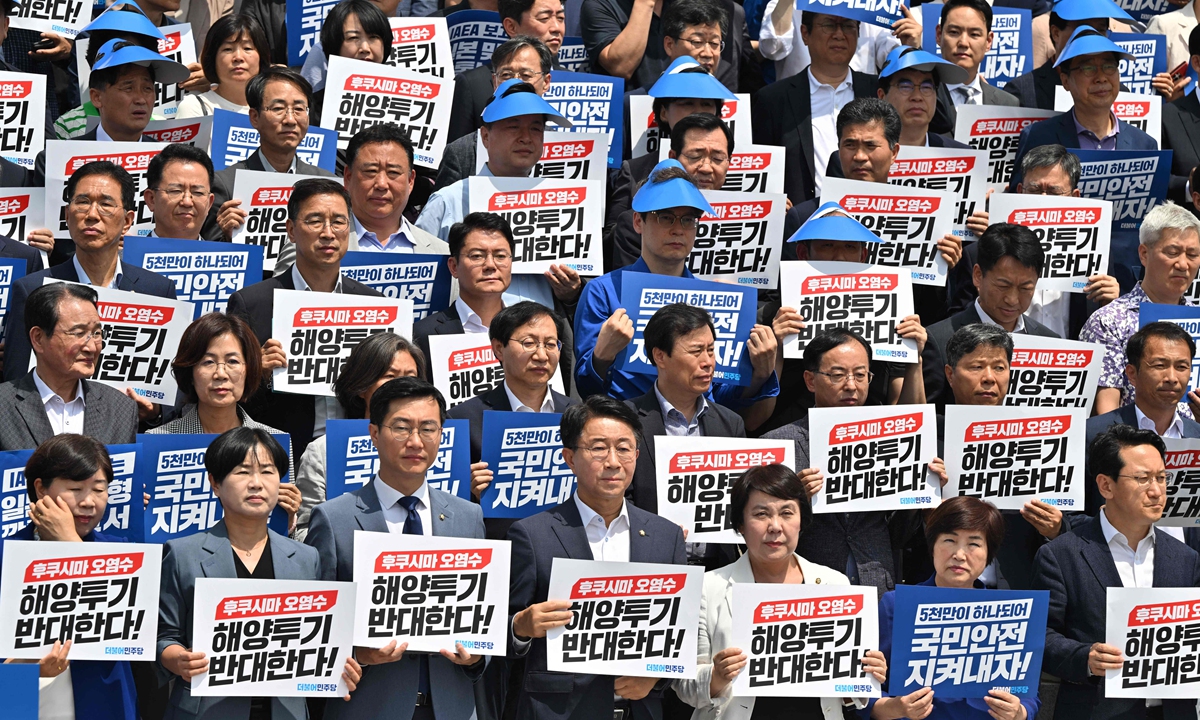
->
[647, 56, 737, 101]
[91, 38, 192, 86]
[79, 0, 165, 41]
[1051, 0, 1135, 24]
[880, 48, 970, 86]
[787, 201, 881, 244]
[481, 78, 572, 126]
[1054, 27, 1134, 68]
[631, 159, 716, 215]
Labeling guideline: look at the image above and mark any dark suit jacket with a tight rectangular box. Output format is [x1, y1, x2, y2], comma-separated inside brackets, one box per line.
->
[929, 80, 1019, 136]
[1032, 515, 1200, 720]
[0, 157, 32, 188]
[447, 63, 494, 144]
[1009, 111, 1159, 190]
[507, 498, 686, 720]
[1082, 405, 1200, 517]
[1005, 60, 1060, 110]
[0, 370, 138, 450]
[433, 130, 478, 192]
[751, 68, 878, 205]
[0, 235, 44, 276]
[202, 151, 334, 242]
[1162, 90, 1200, 206]
[225, 264, 383, 462]
[3, 260, 178, 383]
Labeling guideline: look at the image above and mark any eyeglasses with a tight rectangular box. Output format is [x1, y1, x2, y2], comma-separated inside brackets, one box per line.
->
[681, 151, 729, 166]
[1068, 61, 1119, 77]
[494, 70, 548, 83]
[648, 211, 700, 229]
[1117, 473, 1168, 487]
[302, 216, 350, 232]
[57, 327, 104, 343]
[674, 35, 724, 52]
[383, 423, 442, 442]
[510, 337, 562, 353]
[1023, 184, 1073, 196]
[197, 358, 245, 375]
[263, 104, 309, 119]
[814, 369, 873, 385]
[156, 186, 209, 201]
[575, 444, 637, 462]
[814, 20, 858, 34]
[69, 196, 121, 217]
[461, 250, 513, 265]
[893, 79, 936, 96]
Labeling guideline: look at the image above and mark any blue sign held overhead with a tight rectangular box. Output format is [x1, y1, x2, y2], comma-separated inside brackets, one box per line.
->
[210, 108, 338, 173]
[323, 418, 471, 502]
[541, 70, 624, 169]
[339, 251, 453, 322]
[287, 0, 341, 67]
[447, 10, 507, 75]
[1114, 0, 1173, 26]
[1111, 32, 1167, 96]
[124, 236, 265, 319]
[796, 0, 906, 30]
[478, 411, 573, 519]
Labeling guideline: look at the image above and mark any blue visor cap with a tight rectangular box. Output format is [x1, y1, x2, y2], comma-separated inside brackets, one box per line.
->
[481, 78, 572, 126]
[92, 38, 192, 86]
[647, 56, 737, 101]
[631, 159, 716, 215]
[1051, 0, 1135, 23]
[79, 0, 165, 40]
[880, 48, 970, 86]
[1054, 27, 1133, 68]
[787, 202, 881, 244]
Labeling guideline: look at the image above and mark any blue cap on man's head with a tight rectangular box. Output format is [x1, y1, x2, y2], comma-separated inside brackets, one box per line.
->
[91, 38, 192, 86]
[631, 159, 716, 215]
[880, 47, 970, 86]
[648, 57, 737, 101]
[481, 78, 572, 126]
[1054, 26, 1134, 68]
[787, 202, 881, 244]
[79, 0, 165, 41]
[1051, 0, 1134, 23]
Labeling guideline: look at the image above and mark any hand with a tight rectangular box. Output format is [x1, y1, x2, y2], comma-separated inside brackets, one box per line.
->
[746, 324, 777, 381]
[784, 197, 793, 211]
[262, 338, 286, 372]
[144, 491, 150, 508]
[25, 228, 54, 254]
[125, 388, 159, 422]
[356, 639, 407, 666]
[984, 688, 1027, 720]
[614, 676, 658, 701]
[31, 495, 81, 542]
[179, 62, 211, 93]
[339, 657, 362, 701]
[161, 644, 208, 680]
[38, 640, 71, 678]
[470, 462, 493, 500]
[1020, 500, 1063, 539]
[1189, 389, 1200, 420]
[928, 457, 948, 487]
[896, 314, 927, 355]
[862, 649, 887, 683]
[892, 5, 922, 47]
[771, 306, 805, 346]
[29, 33, 72, 62]
[544, 264, 583, 302]
[513, 600, 573, 639]
[798, 468, 824, 499]
[1088, 642, 1122, 676]
[439, 642, 483, 666]
[1083, 274, 1120, 305]
[277, 483, 301, 534]
[217, 199, 247, 238]
[709, 647, 747, 697]
[593, 308, 634, 364]
[1152, 71, 1191, 102]
[937, 233, 963, 268]
[894, 687, 935, 719]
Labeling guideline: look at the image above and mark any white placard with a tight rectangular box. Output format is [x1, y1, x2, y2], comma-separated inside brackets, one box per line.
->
[1055, 86, 1161, 146]
[1160, 438, 1200, 526]
[720, 144, 785, 195]
[690, 189, 786, 289]
[476, 130, 611, 183]
[0, 71, 46, 168]
[889, 146, 989, 242]
[629, 93, 752, 160]
[988, 194, 1113, 294]
[0, 187, 46, 248]
[44, 140, 167, 238]
[427, 332, 563, 408]
[228, 170, 337, 266]
[386, 17, 453, 77]
[9, 0, 89, 37]
[954, 105, 1057, 193]
[1105, 587, 1200, 698]
[1004, 334, 1104, 414]
[142, 114, 213, 151]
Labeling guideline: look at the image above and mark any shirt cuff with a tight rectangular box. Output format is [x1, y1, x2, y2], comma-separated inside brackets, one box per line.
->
[511, 617, 532, 654]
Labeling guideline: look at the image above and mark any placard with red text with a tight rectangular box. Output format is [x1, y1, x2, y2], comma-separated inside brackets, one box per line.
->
[229, 170, 343, 266]
[1159, 438, 1200, 527]
[44, 140, 167, 239]
[691, 189, 786, 289]
[427, 332, 564, 408]
[386, 17, 453, 77]
[989, 194, 1112, 294]
[1004, 335, 1104, 414]
[888, 146, 988, 241]
[0, 71, 46, 169]
[954, 105, 1057, 192]
[1106, 587, 1200, 698]
[476, 130, 611, 183]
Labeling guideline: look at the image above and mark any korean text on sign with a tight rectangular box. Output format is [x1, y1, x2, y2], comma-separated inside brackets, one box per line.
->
[954, 106, 1056, 193]
[479, 411, 574, 519]
[323, 418, 471, 502]
[886, 147, 989, 241]
[1106, 587, 1200, 698]
[124, 237, 264, 320]
[690, 190, 786, 289]
[989, 194, 1113, 294]
[1004, 335, 1103, 413]
[541, 71, 624, 169]
[44, 140, 167, 239]
[1158, 438, 1200, 527]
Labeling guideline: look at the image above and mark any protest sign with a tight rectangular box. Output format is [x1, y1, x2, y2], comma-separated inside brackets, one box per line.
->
[447, 9, 506, 73]
[731, 583, 881, 697]
[0, 540, 162, 660]
[476, 130, 612, 182]
[0, 449, 33, 538]
[542, 71, 624, 169]
[795, 0, 906, 29]
[228, 170, 321, 265]
[154, 24, 197, 119]
[890, 585, 1048, 699]
[921, 5, 1031, 89]
[631, 93, 752, 161]
[1075, 150, 1172, 233]
[820, 177, 956, 286]
[124, 237, 264, 320]
[191, 578, 356, 697]
[271, 289, 414, 397]
[323, 418, 472, 501]
[1112, 33, 1167, 97]
[689, 190, 786, 289]
[943, 406, 1086, 512]
[955, 105, 1057, 192]
[322, 56, 453, 168]
[427, 333, 565, 408]
[338, 251, 452, 321]
[1139, 303, 1200, 392]
[478, 411, 573, 519]
[1159, 438, 1200, 527]
[210, 109, 337, 172]
[988, 194, 1112, 293]
[467, 176, 605, 276]
[0, 72, 46, 168]
[546, 559, 703, 677]
[888, 146, 989, 241]
[558, 37, 589, 72]
[619, 271, 757, 386]
[44, 140, 167, 238]
[287, 0, 340, 67]
[779, 260, 918, 362]
[0, 258, 24, 342]
[0, 665, 36, 720]
[352, 532, 509, 655]
[807, 404, 940, 513]
[654, 436, 795, 544]
[387, 17, 453, 77]
[1114, 0, 1174, 27]
[142, 115, 212, 149]
[9, 0, 88, 36]
[1055, 88, 1161, 146]
[0, 187, 45, 253]
[1106, 587, 1200, 697]
[1004, 335, 1104, 413]
[721, 144, 786, 195]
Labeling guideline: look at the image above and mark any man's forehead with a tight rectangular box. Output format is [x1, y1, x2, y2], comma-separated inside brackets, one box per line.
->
[680, 22, 722, 36]
[384, 396, 441, 420]
[943, 5, 988, 29]
[889, 68, 934, 85]
[582, 416, 636, 439]
[958, 345, 1010, 365]
[681, 127, 727, 151]
[263, 79, 306, 102]
[841, 121, 887, 142]
[299, 193, 349, 216]
[821, 341, 869, 366]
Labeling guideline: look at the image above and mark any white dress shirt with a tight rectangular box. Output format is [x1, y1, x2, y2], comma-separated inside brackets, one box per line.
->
[96, 123, 115, 142]
[73, 255, 123, 290]
[353, 214, 417, 253]
[503, 381, 554, 413]
[575, 493, 631, 562]
[39, 667, 75, 720]
[757, 0, 899, 80]
[945, 75, 984, 106]
[292, 264, 345, 436]
[455, 298, 491, 334]
[1025, 290, 1068, 340]
[1100, 506, 1156, 589]
[974, 298, 1026, 333]
[33, 369, 86, 436]
[655, 382, 708, 437]
[256, 149, 298, 173]
[809, 70, 856, 195]
[373, 475, 433, 535]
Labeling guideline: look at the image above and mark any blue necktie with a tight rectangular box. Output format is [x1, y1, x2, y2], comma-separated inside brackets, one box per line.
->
[397, 495, 431, 698]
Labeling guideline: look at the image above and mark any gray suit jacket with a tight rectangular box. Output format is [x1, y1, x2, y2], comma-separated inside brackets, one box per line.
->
[305, 480, 486, 720]
[157, 522, 320, 720]
[0, 371, 138, 450]
[434, 131, 477, 192]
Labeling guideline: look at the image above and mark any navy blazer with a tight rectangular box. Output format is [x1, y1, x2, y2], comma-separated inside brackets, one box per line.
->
[1009, 111, 1158, 190]
[0, 235, 44, 276]
[1032, 515, 1200, 720]
[3, 259, 178, 383]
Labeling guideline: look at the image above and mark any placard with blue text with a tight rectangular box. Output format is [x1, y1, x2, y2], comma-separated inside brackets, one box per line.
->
[210, 109, 337, 172]
[339, 251, 452, 322]
[541, 71, 624, 168]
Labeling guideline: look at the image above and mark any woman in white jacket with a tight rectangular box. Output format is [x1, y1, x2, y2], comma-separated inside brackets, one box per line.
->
[674, 464, 887, 720]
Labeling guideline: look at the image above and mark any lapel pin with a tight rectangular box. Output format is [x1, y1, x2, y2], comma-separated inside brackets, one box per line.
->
[815, 578, 822, 584]
[639, 529, 646, 536]
[440, 514, 446, 521]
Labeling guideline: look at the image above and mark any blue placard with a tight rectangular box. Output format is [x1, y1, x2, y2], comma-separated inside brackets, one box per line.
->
[1140, 302, 1200, 392]
[0, 256, 25, 344]
[1074, 150, 1172, 234]
[139, 433, 289, 543]
[478, 411, 573, 519]
[323, 418, 471, 500]
[0, 449, 35, 539]
[338, 251, 453, 321]
[209, 108, 338, 173]
[1111, 32, 1167, 97]
[920, 5, 1031, 90]
[889, 585, 1048, 700]
[618, 272, 756, 386]
[0, 665, 37, 720]
[557, 37, 589, 73]
[1114, 0, 1174, 26]
[286, 0, 341, 67]
[123, 236, 265, 319]
[797, 0, 906, 30]
[541, 71, 625, 169]
[447, 10, 507, 75]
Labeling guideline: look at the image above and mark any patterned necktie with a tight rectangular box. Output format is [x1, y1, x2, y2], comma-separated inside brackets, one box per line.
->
[958, 86, 978, 105]
[397, 495, 431, 697]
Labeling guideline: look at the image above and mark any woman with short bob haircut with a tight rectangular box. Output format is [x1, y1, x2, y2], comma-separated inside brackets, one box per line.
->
[157, 427, 362, 719]
[675, 464, 887, 719]
[177, 13, 272, 117]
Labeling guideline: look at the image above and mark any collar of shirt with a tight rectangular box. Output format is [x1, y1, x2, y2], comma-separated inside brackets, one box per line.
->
[96, 122, 115, 142]
[257, 149, 298, 174]
[1135, 404, 1185, 439]
[455, 297, 492, 333]
[1100, 505, 1155, 554]
[73, 255, 123, 290]
[373, 475, 430, 515]
[626, 256, 696, 280]
[504, 380, 555, 413]
[807, 68, 854, 95]
[32, 368, 85, 410]
[1072, 109, 1121, 146]
[974, 298, 1025, 333]
[292, 264, 344, 294]
[574, 493, 630, 541]
[945, 75, 983, 104]
[654, 381, 708, 434]
[353, 214, 417, 253]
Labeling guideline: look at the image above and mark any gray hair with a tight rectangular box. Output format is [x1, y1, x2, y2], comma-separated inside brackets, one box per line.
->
[1139, 201, 1200, 248]
[1019, 144, 1080, 191]
[945, 324, 1013, 370]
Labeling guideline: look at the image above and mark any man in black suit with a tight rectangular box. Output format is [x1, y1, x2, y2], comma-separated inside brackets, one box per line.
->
[226, 178, 382, 462]
[922, 222, 1059, 409]
[1033, 424, 1200, 720]
[928, 0, 1018, 135]
[0, 158, 33, 188]
[507, 395, 687, 720]
[1163, 25, 1200, 208]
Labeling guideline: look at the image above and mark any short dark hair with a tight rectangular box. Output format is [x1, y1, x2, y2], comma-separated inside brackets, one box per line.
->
[1190, 24, 1200, 59]
[367, 376, 447, 428]
[560, 394, 641, 450]
[1020, 144, 1081, 190]
[334, 333, 427, 418]
[497, 0, 540, 23]
[651, 66, 723, 134]
[489, 301, 564, 346]
[729, 464, 813, 535]
[976, 222, 1046, 275]
[172, 313, 264, 404]
[448, 212, 516, 256]
[643, 303, 714, 367]
[491, 35, 554, 73]
[25, 283, 99, 337]
[205, 426, 290, 484]
[802, 328, 872, 373]
[25, 434, 113, 503]
[67, 160, 135, 212]
[836, 98, 901, 147]
[662, 0, 728, 41]
[669, 113, 733, 156]
[1126, 321, 1198, 368]
[924, 496, 1005, 565]
[89, 50, 155, 91]
[146, 143, 215, 191]
[201, 13, 271, 85]
[940, 0, 992, 32]
[1090, 424, 1167, 485]
[945, 324, 1013, 370]
[287, 178, 351, 223]
[246, 67, 313, 112]
[321, 0, 393, 62]
[345, 123, 415, 174]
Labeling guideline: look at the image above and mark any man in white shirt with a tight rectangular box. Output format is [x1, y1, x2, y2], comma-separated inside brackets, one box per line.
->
[929, 0, 1018, 135]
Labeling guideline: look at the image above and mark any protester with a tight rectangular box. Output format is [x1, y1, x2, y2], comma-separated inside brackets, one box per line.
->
[929, 0, 1018, 135]
[177, 13, 271, 117]
[143, 143, 215, 241]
